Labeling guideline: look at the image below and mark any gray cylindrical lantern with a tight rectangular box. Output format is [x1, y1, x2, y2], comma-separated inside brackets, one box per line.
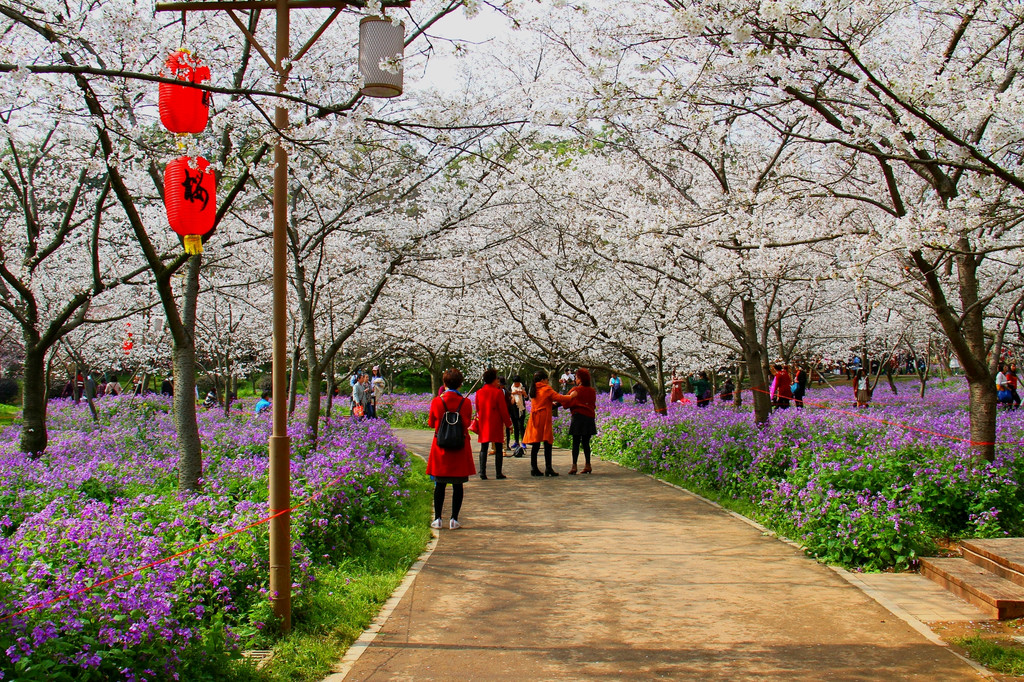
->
[359, 16, 405, 98]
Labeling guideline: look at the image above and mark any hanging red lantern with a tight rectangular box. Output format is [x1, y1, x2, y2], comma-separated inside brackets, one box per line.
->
[164, 156, 216, 255]
[159, 50, 212, 134]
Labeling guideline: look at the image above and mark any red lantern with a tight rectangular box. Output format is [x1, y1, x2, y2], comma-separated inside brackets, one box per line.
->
[159, 50, 212, 134]
[165, 156, 216, 255]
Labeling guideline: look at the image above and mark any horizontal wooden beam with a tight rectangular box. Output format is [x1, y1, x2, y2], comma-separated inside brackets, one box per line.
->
[155, 0, 409, 11]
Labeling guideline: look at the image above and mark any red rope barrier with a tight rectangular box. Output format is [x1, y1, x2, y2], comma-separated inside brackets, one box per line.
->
[0, 471, 346, 623]
[747, 386, 1023, 447]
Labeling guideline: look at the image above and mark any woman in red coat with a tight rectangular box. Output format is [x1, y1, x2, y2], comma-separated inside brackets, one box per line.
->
[427, 368, 475, 529]
[475, 367, 512, 480]
[553, 368, 597, 475]
[523, 369, 559, 477]
[770, 364, 793, 410]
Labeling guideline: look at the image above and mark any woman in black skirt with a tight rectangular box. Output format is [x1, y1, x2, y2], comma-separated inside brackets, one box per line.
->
[553, 368, 598, 474]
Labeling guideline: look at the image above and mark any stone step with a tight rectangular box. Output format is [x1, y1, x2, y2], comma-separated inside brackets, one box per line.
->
[960, 538, 1024, 588]
[920, 557, 1024, 619]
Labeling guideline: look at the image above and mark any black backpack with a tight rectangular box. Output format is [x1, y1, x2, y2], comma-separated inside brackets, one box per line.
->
[435, 396, 466, 450]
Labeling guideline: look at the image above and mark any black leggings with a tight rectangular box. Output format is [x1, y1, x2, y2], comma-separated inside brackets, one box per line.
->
[530, 441, 553, 472]
[479, 442, 503, 476]
[572, 434, 592, 468]
[433, 482, 464, 521]
[511, 407, 526, 444]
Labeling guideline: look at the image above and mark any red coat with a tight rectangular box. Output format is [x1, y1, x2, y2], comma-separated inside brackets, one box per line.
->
[523, 381, 557, 444]
[475, 383, 512, 444]
[554, 385, 596, 418]
[427, 391, 476, 478]
[773, 370, 793, 400]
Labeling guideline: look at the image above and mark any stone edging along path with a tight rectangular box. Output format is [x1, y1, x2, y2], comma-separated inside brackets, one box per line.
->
[326, 431, 987, 680]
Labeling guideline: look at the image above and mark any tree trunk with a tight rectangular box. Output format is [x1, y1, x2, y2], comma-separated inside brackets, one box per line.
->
[175, 254, 203, 493]
[430, 367, 441, 396]
[288, 346, 300, 415]
[967, 379, 997, 462]
[734, 363, 744, 408]
[325, 357, 335, 419]
[174, 345, 202, 491]
[886, 368, 898, 395]
[742, 298, 772, 424]
[653, 336, 667, 415]
[20, 347, 48, 456]
[305, 359, 323, 441]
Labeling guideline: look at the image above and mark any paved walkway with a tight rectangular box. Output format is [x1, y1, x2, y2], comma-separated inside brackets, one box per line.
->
[343, 429, 982, 680]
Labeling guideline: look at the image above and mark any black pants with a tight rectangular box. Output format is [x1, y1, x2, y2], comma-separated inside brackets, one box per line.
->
[511, 407, 525, 444]
[793, 389, 805, 408]
[433, 482, 464, 521]
[479, 442, 503, 477]
[572, 434, 591, 468]
[1012, 389, 1022, 410]
[530, 441, 553, 472]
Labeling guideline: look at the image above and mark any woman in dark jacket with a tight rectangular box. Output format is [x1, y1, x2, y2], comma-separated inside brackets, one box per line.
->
[553, 368, 597, 475]
[427, 368, 475, 529]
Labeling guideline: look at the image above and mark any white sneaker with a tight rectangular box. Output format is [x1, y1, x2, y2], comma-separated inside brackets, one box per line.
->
[430, 518, 442, 529]
[449, 519, 462, 530]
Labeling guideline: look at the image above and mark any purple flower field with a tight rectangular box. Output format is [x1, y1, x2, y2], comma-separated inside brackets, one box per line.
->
[590, 382, 1024, 570]
[0, 396, 411, 680]
[382, 382, 1024, 570]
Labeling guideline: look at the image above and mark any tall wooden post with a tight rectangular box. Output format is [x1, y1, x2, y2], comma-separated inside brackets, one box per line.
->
[154, 0, 412, 634]
[269, 0, 292, 631]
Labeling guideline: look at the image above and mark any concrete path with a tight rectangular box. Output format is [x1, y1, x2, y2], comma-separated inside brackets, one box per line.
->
[343, 429, 982, 680]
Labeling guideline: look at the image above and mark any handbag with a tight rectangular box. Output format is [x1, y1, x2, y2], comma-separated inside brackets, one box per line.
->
[469, 418, 479, 434]
[353, 403, 364, 418]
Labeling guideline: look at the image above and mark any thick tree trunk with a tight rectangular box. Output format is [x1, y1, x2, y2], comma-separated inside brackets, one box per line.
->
[175, 254, 203, 493]
[20, 347, 48, 456]
[967, 379, 997, 462]
[742, 298, 772, 424]
[174, 345, 202, 491]
[430, 367, 441, 397]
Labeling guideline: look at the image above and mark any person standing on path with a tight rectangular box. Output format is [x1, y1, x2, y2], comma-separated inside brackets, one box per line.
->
[475, 368, 512, 480]
[509, 375, 528, 453]
[553, 368, 597, 475]
[499, 376, 514, 450]
[524, 370, 559, 477]
[427, 368, 475, 530]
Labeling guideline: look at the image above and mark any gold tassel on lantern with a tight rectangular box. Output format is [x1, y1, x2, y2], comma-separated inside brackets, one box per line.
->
[184, 234, 204, 255]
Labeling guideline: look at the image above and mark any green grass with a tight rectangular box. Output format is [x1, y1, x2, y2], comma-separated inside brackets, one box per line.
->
[953, 636, 1024, 675]
[237, 455, 433, 681]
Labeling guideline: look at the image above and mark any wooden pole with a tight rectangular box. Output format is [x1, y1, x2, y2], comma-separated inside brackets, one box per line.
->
[268, 0, 292, 632]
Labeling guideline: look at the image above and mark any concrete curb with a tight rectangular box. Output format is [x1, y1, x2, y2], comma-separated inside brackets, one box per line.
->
[599, 456, 993, 679]
[321, 531, 439, 682]
[321, 447, 438, 682]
